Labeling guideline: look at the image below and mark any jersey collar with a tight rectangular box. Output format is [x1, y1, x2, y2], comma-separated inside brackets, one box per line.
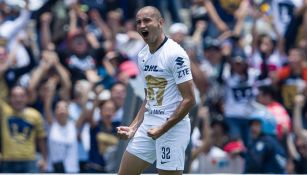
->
[151, 36, 168, 54]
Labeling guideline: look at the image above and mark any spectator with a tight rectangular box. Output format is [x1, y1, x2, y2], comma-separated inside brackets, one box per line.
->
[199, 36, 229, 105]
[110, 82, 127, 123]
[223, 48, 258, 145]
[295, 135, 307, 173]
[169, 22, 208, 98]
[115, 19, 145, 62]
[0, 40, 36, 101]
[190, 106, 245, 173]
[78, 86, 119, 173]
[284, 0, 307, 53]
[287, 93, 307, 174]
[189, 0, 209, 36]
[0, 0, 31, 68]
[244, 111, 287, 173]
[0, 86, 47, 173]
[28, 50, 71, 113]
[64, 29, 97, 84]
[43, 77, 79, 173]
[270, 48, 307, 114]
[203, 0, 248, 37]
[249, 8, 286, 81]
[101, 51, 138, 85]
[144, 0, 183, 23]
[271, 0, 297, 36]
[257, 85, 291, 140]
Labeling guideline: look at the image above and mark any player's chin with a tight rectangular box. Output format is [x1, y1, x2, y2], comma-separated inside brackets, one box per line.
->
[142, 35, 149, 42]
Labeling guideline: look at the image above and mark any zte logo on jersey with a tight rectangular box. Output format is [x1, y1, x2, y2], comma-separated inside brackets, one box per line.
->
[144, 65, 159, 72]
[177, 68, 190, 78]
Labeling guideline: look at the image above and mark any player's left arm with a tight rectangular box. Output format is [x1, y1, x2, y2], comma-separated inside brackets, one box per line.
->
[147, 80, 195, 139]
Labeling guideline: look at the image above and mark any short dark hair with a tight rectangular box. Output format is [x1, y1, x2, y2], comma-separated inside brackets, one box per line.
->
[110, 81, 126, 91]
[289, 47, 306, 59]
[9, 85, 27, 97]
[258, 85, 276, 98]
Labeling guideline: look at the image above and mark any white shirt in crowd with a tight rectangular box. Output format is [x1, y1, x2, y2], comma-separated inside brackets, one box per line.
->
[48, 121, 79, 173]
[224, 69, 259, 118]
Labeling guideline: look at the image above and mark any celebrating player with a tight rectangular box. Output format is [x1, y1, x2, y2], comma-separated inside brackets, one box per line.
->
[117, 6, 195, 175]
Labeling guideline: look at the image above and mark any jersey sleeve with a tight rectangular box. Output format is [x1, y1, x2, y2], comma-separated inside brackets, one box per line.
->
[137, 53, 147, 88]
[170, 54, 193, 84]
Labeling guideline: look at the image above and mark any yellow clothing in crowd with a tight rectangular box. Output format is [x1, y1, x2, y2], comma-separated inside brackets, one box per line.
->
[0, 100, 46, 161]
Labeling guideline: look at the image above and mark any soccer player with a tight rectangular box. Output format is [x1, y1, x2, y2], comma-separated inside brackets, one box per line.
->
[116, 6, 195, 175]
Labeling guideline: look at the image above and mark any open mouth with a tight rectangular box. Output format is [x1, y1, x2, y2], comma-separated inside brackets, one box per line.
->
[141, 31, 149, 38]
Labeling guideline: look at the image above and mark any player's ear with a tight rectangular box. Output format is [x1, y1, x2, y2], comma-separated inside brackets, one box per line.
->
[158, 18, 165, 27]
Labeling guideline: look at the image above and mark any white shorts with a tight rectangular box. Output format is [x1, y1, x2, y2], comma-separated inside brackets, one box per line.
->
[126, 118, 191, 171]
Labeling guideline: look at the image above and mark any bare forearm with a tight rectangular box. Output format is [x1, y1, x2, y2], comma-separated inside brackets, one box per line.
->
[191, 28, 205, 44]
[204, 0, 228, 32]
[29, 67, 46, 90]
[43, 100, 53, 125]
[55, 64, 71, 100]
[88, 99, 100, 127]
[160, 97, 195, 134]
[102, 59, 116, 76]
[95, 21, 112, 41]
[293, 105, 307, 139]
[38, 138, 48, 161]
[295, 4, 307, 16]
[40, 24, 52, 50]
[129, 100, 147, 131]
[28, 67, 47, 102]
[75, 104, 89, 129]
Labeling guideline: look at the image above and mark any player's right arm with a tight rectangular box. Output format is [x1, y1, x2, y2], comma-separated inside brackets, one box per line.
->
[117, 89, 148, 140]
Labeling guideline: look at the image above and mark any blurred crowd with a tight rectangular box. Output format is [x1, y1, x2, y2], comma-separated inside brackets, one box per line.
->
[0, 0, 307, 174]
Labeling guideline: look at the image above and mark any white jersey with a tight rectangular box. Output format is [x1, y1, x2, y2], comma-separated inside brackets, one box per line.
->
[137, 37, 193, 125]
[249, 49, 286, 72]
[224, 69, 259, 118]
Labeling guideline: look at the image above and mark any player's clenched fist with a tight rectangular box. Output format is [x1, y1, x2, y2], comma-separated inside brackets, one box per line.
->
[117, 126, 135, 140]
[147, 127, 163, 140]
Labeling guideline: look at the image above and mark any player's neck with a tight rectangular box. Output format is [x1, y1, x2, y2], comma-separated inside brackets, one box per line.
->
[149, 34, 166, 54]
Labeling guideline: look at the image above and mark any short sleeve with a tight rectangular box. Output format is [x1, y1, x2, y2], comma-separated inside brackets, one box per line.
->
[137, 55, 147, 88]
[170, 55, 193, 84]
